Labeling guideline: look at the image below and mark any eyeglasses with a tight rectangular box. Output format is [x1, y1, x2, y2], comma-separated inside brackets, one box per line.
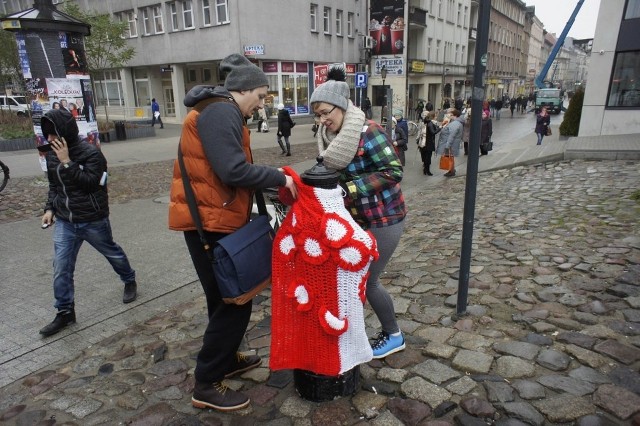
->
[314, 105, 337, 119]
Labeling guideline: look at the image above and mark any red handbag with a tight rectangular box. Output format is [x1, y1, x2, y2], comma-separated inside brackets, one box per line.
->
[439, 154, 454, 171]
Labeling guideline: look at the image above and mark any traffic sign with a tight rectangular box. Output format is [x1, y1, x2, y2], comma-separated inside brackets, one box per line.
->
[355, 72, 368, 88]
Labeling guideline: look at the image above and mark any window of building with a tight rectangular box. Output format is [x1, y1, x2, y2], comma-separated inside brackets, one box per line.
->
[336, 9, 343, 36]
[126, 11, 137, 38]
[436, 40, 441, 62]
[168, 2, 179, 30]
[188, 69, 197, 82]
[437, 0, 443, 18]
[625, 0, 640, 18]
[310, 4, 318, 32]
[607, 51, 640, 107]
[202, 68, 213, 82]
[464, 6, 468, 27]
[347, 12, 354, 37]
[203, 0, 211, 26]
[142, 8, 151, 35]
[182, 0, 194, 29]
[447, 0, 455, 22]
[216, 0, 229, 24]
[94, 71, 124, 107]
[457, 3, 462, 26]
[455, 44, 460, 64]
[323, 7, 331, 34]
[153, 5, 164, 33]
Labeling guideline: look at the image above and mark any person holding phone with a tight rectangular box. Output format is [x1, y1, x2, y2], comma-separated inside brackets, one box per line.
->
[38, 109, 138, 337]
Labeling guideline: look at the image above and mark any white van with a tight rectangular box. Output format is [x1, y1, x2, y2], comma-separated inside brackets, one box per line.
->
[0, 95, 30, 116]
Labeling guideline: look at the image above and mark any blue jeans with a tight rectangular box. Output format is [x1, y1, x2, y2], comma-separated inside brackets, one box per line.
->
[52, 217, 135, 311]
[537, 132, 544, 145]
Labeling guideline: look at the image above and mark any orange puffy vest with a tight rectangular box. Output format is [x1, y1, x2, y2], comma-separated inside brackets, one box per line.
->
[168, 97, 253, 234]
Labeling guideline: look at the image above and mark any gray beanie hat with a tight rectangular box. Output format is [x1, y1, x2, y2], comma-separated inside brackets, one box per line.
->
[221, 53, 269, 91]
[310, 66, 350, 111]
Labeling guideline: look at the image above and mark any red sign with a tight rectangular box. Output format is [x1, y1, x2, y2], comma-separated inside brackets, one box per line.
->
[314, 64, 328, 88]
[281, 62, 294, 73]
[262, 62, 278, 73]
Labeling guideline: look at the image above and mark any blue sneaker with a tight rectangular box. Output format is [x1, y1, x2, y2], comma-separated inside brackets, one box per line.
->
[371, 331, 405, 359]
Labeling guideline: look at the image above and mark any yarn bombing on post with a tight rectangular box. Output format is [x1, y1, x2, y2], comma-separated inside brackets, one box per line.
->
[269, 167, 379, 376]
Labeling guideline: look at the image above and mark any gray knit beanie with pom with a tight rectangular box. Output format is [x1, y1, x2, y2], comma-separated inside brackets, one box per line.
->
[310, 65, 350, 111]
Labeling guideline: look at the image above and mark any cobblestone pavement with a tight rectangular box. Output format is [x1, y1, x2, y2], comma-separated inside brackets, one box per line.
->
[1, 158, 639, 425]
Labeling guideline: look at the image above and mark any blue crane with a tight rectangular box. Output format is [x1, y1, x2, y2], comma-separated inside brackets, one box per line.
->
[534, 0, 585, 89]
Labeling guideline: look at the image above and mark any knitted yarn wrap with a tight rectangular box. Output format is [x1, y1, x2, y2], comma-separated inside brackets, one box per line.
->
[269, 167, 379, 376]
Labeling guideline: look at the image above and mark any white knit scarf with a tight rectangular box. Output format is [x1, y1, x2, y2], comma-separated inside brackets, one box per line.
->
[317, 101, 366, 171]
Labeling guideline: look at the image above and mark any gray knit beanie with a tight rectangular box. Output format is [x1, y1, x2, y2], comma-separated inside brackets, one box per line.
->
[221, 53, 269, 91]
[310, 66, 350, 111]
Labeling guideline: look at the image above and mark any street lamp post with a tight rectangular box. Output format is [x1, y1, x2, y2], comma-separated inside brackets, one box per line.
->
[380, 65, 388, 128]
[441, 67, 450, 107]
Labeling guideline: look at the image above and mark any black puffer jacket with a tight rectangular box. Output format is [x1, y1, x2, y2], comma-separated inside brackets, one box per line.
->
[43, 109, 109, 223]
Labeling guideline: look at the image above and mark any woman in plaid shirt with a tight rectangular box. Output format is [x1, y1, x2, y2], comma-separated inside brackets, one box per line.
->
[310, 66, 407, 359]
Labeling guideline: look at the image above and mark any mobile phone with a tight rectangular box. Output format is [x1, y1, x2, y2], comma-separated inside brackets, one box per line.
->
[37, 143, 53, 153]
[41, 222, 50, 229]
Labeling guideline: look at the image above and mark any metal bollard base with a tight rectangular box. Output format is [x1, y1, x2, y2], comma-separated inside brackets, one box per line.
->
[293, 366, 360, 402]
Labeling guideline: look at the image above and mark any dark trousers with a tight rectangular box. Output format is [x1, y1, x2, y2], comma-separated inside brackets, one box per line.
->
[152, 114, 163, 128]
[419, 147, 433, 170]
[184, 230, 252, 383]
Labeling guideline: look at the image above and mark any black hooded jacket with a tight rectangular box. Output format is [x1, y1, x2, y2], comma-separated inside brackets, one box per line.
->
[42, 109, 109, 223]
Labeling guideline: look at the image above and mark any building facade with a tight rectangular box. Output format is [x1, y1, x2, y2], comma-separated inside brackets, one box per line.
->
[524, 8, 543, 94]
[18, 0, 368, 122]
[580, 0, 640, 136]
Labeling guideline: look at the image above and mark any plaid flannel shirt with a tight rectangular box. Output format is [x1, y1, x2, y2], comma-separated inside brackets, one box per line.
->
[341, 121, 407, 229]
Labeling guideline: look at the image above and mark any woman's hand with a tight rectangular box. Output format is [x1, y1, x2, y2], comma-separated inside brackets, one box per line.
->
[284, 175, 297, 199]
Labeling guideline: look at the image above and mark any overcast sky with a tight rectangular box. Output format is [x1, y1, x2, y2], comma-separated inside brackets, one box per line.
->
[523, 0, 602, 40]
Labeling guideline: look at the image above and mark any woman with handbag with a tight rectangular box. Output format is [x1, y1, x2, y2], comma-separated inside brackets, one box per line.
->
[535, 106, 551, 145]
[168, 54, 297, 412]
[277, 103, 295, 156]
[480, 110, 493, 156]
[436, 109, 464, 177]
[309, 65, 407, 359]
[416, 111, 440, 175]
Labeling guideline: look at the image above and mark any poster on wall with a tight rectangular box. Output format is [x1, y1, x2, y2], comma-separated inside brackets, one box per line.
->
[369, 0, 405, 56]
[59, 32, 89, 77]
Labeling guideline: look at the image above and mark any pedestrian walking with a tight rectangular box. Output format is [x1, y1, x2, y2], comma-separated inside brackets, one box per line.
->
[510, 97, 517, 117]
[391, 117, 407, 166]
[480, 110, 493, 156]
[310, 65, 407, 359]
[436, 108, 464, 177]
[276, 103, 295, 156]
[416, 111, 440, 175]
[256, 107, 268, 133]
[494, 98, 503, 120]
[151, 98, 164, 129]
[362, 96, 372, 119]
[38, 109, 138, 337]
[535, 106, 551, 145]
[415, 99, 424, 120]
[462, 108, 471, 155]
[168, 53, 297, 412]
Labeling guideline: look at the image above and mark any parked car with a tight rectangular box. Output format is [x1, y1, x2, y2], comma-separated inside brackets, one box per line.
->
[0, 95, 30, 116]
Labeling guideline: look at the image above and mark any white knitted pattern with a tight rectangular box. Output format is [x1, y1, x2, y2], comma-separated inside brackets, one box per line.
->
[313, 186, 374, 373]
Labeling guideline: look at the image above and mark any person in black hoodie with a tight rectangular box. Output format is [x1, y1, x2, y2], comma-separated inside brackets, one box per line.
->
[39, 109, 137, 337]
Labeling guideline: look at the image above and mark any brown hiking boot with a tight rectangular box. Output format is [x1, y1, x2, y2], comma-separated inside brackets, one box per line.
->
[192, 381, 249, 411]
[225, 352, 262, 378]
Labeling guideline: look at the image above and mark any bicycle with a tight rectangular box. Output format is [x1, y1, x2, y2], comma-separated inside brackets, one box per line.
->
[0, 160, 9, 193]
[407, 120, 419, 137]
[263, 187, 289, 231]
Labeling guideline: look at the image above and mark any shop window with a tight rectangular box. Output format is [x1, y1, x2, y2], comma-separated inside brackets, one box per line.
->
[607, 51, 640, 107]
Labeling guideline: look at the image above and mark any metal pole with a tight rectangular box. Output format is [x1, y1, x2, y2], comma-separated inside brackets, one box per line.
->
[456, 0, 491, 317]
[385, 88, 393, 139]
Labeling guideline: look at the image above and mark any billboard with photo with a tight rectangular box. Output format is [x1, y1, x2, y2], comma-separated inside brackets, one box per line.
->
[369, 0, 405, 56]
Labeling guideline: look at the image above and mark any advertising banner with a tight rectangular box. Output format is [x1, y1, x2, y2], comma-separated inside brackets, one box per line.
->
[369, 0, 405, 56]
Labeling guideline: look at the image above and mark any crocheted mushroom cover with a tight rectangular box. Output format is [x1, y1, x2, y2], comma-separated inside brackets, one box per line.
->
[269, 167, 379, 376]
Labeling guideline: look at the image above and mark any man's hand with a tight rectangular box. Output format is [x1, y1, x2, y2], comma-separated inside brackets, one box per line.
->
[51, 137, 71, 164]
[42, 210, 54, 227]
[284, 175, 297, 200]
